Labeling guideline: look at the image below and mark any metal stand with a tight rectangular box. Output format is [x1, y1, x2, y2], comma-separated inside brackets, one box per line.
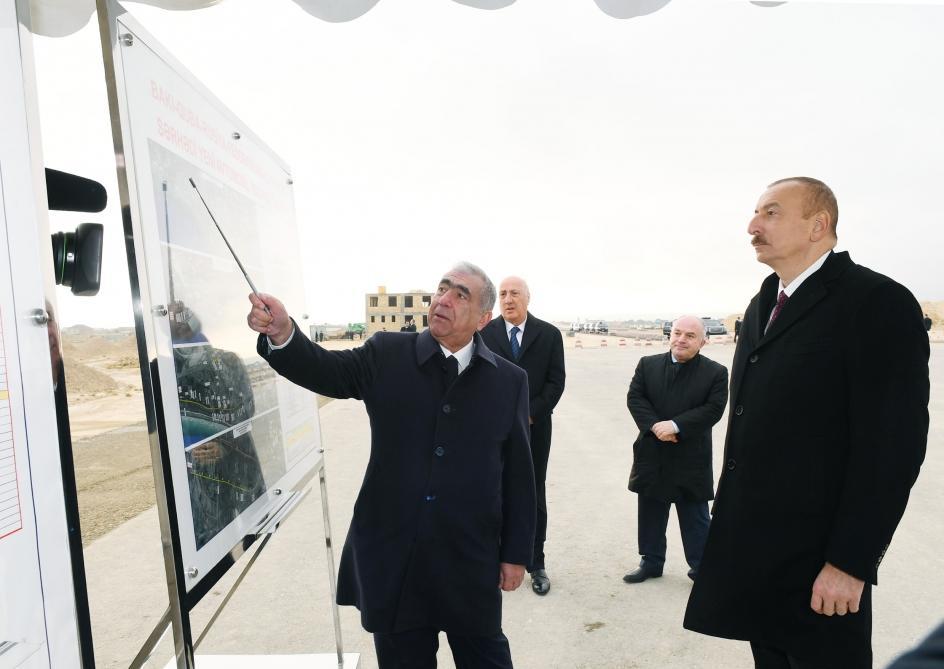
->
[319, 465, 345, 667]
[129, 459, 353, 668]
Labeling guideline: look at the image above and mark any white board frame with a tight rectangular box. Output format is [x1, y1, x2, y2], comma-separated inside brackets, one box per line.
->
[97, 0, 324, 597]
[0, 1, 82, 666]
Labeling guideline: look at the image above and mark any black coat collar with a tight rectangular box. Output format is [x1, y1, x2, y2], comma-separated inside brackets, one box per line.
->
[755, 250, 853, 344]
[415, 329, 498, 368]
[492, 312, 540, 359]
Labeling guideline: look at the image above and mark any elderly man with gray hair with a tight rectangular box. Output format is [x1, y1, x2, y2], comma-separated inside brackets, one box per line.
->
[624, 315, 728, 584]
[247, 261, 535, 669]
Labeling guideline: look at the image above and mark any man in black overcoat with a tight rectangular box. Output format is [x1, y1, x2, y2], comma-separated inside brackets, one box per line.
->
[684, 177, 929, 668]
[623, 315, 728, 584]
[480, 276, 566, 595]
[247, 262, 536, 668]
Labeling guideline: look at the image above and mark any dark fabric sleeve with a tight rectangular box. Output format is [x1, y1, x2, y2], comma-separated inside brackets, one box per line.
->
[530, 325, 566, 418]
[499, 369, 536, 565]
[886, 621, 944, 669]
[672, 363, 729, 440]
[627, 358, 660, 433]
[826, 282, 929, 584]
[256, 320, 380, 400]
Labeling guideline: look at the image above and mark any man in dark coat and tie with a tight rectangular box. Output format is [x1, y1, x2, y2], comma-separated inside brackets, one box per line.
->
[481, 276, 566, 596]
[247, 261, 535, 668]
[623, 315, 728, 584]
[684, 177, 929, 669]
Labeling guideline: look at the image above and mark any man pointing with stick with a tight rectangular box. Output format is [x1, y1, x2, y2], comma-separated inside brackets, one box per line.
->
[247, 261, 535, 669]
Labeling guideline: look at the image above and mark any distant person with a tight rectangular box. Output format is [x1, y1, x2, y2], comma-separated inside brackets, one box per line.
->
[247, 262, 535, 669]
[924, 313, 932, 332]
[400, 315, 417, 332]
[481, 276, 566, 596]
[733, 316, 742, 343]
[684, 177, 929, 669]
[624, 315, 727, 584]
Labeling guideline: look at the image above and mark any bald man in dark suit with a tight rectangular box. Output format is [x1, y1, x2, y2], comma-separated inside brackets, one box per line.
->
[481, 276, 565, 596]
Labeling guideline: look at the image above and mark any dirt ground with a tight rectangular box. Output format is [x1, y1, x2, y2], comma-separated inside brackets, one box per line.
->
[75, 332, 944, 669]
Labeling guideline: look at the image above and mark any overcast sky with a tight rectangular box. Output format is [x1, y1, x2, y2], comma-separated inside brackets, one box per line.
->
[33, 0, 944, 327]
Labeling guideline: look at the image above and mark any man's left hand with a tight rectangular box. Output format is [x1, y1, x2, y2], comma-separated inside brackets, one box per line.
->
[810, 562, 864, 616]
[498, 563, 525, 591]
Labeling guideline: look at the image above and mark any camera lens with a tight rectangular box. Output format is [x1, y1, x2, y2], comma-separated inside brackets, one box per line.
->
[51, 223, 103, 296]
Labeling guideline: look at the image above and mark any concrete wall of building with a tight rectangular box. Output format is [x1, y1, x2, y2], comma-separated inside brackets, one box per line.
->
[365, 288, 432, 337]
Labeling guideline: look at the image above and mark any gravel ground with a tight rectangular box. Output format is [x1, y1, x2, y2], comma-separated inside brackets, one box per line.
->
[74, 340, 943, 668]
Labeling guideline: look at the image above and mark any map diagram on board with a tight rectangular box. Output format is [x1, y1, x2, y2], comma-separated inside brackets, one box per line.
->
[149, 139, 289, 548]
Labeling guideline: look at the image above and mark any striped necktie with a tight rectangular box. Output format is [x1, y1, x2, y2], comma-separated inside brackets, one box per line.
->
[509, 326, 521, 360]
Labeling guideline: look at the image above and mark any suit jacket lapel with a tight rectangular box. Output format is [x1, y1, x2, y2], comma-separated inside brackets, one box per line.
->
[756, 251, 852, 348]
[761, 280, 826, 343]
[490, 318, 515, 360]
[661, 351, 683, 397]
[754, 274, 779, 344]
[518, 313, 540, 359]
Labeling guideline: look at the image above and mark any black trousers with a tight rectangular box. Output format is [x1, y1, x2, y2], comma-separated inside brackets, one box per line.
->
[750, 641, 867, 669]
[373, 628, 513, 669]
[637, 494, 709, 572]
[528, 416, 552, 571]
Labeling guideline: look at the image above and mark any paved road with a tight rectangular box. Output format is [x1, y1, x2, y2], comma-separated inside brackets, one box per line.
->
[84, 341, 943, 668]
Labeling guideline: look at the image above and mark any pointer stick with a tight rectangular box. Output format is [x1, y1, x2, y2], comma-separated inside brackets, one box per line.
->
[189, 177, 271, 316]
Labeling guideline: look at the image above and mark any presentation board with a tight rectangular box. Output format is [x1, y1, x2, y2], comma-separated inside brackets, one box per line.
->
[105, 8, 323, 592]
[1, 1, 81, 665]
[0, 181, 49, 669]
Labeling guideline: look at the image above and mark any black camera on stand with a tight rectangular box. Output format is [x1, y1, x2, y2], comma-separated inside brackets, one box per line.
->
[46, 167, 106, 295]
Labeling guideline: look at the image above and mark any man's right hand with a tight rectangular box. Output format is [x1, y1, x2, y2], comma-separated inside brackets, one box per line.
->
[247, 293, 293, 346]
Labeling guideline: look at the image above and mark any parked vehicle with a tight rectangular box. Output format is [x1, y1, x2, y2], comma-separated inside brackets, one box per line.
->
[572, 320, 609, 334]
[701, 318, 727, 336]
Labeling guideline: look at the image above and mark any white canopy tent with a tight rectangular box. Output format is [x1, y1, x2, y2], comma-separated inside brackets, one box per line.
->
[29, 0, 786, 36]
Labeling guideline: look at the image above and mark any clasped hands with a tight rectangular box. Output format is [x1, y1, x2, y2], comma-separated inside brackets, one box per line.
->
[651, 420, 678, 443]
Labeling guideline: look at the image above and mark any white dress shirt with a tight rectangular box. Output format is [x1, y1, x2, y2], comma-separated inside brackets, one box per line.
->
[782, 250, 832, 298]
[504, 317, 526, 348]
[764, 250, 831, 328]
[440, 338, 474, 374]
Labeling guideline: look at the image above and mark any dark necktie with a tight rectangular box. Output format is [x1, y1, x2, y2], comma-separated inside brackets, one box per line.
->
[443, 354, 459, 389]
[509, 326, 521, 360]
[667, 359, 681, 385]
[766, 290, 789, 333]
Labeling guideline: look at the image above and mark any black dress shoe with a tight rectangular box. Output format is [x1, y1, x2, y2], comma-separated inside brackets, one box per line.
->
[687, 568, 697, 581]
[622, 566, 663, 584]
[530, 569, 551, 595]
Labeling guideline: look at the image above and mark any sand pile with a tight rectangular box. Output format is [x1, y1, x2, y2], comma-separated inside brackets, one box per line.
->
[61, 326, 137, 364]
[64, 359, 131, 399]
